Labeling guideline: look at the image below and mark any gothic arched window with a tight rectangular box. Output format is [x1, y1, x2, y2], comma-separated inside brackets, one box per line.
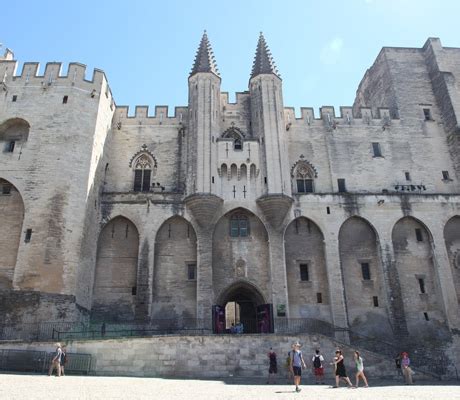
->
[133, 154, 152, 192]
[234, 138, 242, 150]
[230, 213, 249, 237]
[292, 161, 316, 193]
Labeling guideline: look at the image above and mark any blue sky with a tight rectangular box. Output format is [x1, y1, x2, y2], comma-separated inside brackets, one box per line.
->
[2, 0, 459, 115]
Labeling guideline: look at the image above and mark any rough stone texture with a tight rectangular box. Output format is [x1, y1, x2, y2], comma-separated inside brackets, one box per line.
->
[0, 37, 459, 369]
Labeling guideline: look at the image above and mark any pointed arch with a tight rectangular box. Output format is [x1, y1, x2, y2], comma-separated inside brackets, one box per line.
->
[152, 216, 197, 320]
[0, 178, 24, 289]
[284, 217, 331, 322]
[291, 159, 317, 193]
[338, 216, 390, 336]
[392, 216, 447, 338]
[212, 208, 270, 304]
[92, 216, 139, 321]
[130, 147, 156, 192]
[444, 216, 460, 302]
[221, 126, 246, 140]
[0, 118, 30, 151]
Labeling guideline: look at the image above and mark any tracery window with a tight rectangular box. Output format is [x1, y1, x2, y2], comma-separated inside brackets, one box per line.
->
[230, 214, 249, 237]
[133, 154, 152, 192]
[294, 162, 315, 193]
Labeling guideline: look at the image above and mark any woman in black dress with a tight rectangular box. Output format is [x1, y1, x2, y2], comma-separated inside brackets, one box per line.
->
[332, 350, 355, 388]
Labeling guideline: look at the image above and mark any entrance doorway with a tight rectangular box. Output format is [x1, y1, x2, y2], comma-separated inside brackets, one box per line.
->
[212, 282, 273, 334]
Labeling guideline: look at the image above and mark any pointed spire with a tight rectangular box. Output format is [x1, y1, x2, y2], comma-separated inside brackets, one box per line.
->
[250, 32, 280, 79]
[190, 30, 220, 78]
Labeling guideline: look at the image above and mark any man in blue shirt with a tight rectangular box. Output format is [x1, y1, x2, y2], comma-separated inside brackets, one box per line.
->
[289, 342, 307, 392]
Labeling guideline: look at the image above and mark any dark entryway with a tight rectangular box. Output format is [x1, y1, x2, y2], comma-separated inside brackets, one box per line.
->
[212, 282, 273, 334]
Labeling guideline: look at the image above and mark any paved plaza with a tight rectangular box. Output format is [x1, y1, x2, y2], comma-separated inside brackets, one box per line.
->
[0, 374, 459, 400]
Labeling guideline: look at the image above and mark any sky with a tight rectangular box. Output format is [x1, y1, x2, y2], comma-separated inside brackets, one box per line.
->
[2, 0, 460, 116]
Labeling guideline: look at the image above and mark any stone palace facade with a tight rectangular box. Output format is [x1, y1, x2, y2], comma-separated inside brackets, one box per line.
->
[0, 33, 459, 343]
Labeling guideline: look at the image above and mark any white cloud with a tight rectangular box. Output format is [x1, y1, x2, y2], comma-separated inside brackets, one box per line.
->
[320, 37, 344, 65]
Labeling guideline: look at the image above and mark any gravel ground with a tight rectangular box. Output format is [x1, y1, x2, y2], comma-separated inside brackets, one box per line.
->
[0, 374, 459, 400]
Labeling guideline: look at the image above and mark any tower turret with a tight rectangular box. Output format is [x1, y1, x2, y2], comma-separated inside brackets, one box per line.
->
[187, 31, 221, 195]
[249, 33, 291, 196]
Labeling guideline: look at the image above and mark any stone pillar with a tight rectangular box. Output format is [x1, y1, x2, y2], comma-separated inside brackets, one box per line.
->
[135, 235, 154, 321]
[267, 229, 290, 320]
[430, 225, 460, 331]
[323, 236, 349, 342]
[196, 229, 214, 327]
[378, 236, 409, 338]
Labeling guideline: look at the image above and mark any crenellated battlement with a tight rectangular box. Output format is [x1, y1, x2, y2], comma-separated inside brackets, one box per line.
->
[220, 91, 250, 106]
[283, 105, 398, 129]
[113, 105, 189, 125]
[0, 60, 113, 102]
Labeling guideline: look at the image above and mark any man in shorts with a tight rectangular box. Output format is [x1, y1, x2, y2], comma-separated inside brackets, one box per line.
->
[312, 349, 325, 384]
[289, 342, 306, 392]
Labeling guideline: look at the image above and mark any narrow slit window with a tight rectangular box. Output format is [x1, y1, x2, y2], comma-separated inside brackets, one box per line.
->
[25, 229, 32, 243]
[373, 296, 379, 307]
[338, 179, 346, 193]
[372, 142, 382, 157]
[415, 228, 423, 242]
[424, 312, 429, 321]
[316, 292, 323, 304]
[12, 95, 17, 102]
[442, 171, 450, 180]
[299, 264, 309, 281]
[418, 278, 426, 294]
[7, 141, 15, 153]
[361, 263, 371, 280]
[187, 263, 197, 280]
[405, 172, 411, 181]
[326, 207, 331, 215]
[423, 108, 432, 121]
[62, 95, 68, 104]
[131, 286, 137, 295]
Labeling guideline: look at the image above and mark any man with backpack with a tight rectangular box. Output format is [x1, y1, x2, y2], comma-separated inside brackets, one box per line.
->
[312, 349, 325, 384]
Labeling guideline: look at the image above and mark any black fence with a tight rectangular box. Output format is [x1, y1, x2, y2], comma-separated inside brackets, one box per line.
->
[0, 349, 92, 375]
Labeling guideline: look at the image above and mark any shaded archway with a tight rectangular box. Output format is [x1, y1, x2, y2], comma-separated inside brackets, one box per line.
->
[339, 217, 391, 336]
[216, 280, 267, 333]
[92, 216, 139, 321]
[284, 217, 331, 322]
[392, 216, 446, 338]
[212, 208, 270, 302]
[0, 118, 30, 151]
[444, 216, 460, 302]
[0, 178, 24, 289]
[152, 216, 197, 320]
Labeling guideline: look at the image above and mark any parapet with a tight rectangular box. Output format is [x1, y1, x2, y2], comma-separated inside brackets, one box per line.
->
[0, 60, 113, 102]
[113, 105, 189, 126]
[283, 105, 396, 129]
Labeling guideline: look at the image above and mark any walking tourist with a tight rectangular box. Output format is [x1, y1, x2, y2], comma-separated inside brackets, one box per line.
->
[48, 343, 62, 377]
[331, 350, 354, 388]
[354, 351, 369, 387]
[289, 341, 306, 392]
[401, 352, 414, 385]
[395, 352, 403, 378]
[267, 347, 277, 384]
[312, 349, 325, 384]
[60, 345, 68, 376]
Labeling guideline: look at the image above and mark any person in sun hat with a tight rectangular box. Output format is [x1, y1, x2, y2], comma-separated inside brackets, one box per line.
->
[289, 341, 307, 392]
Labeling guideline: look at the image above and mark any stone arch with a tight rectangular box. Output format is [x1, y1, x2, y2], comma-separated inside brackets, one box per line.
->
[92, 216, 139, 321]
[230, 164, 237, 180]
[444, 216, 460, 302]
[284, 217, 331, 322]
[0, 118, 30, 145]
[221, 126, 246, 140]
[240, 164, 247, 182]
[216, 279, 267, 306]
[212, 208, 270, 306]
[392, 216, 447, 338]
[338, 216, 391, 336]
[0, 178, 24, 289]
[152, 216, 197, 320]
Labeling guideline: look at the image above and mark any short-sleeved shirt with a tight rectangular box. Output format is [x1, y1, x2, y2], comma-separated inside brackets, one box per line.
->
[53, 348, 62, 362]
[312, 355, 324, 368]
[291, 350, 303, 368]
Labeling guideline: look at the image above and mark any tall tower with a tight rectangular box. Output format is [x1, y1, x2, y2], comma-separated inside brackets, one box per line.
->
[249, 33, 291, 196]
[187, 31, 221, 195]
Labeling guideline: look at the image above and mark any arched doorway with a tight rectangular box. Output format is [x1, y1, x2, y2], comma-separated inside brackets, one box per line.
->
[0, 178, 24, 289]
[213, 281, 273, 334]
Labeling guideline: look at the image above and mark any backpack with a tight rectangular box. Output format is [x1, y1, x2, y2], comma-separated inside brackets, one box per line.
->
[313, 355, 322, 368]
